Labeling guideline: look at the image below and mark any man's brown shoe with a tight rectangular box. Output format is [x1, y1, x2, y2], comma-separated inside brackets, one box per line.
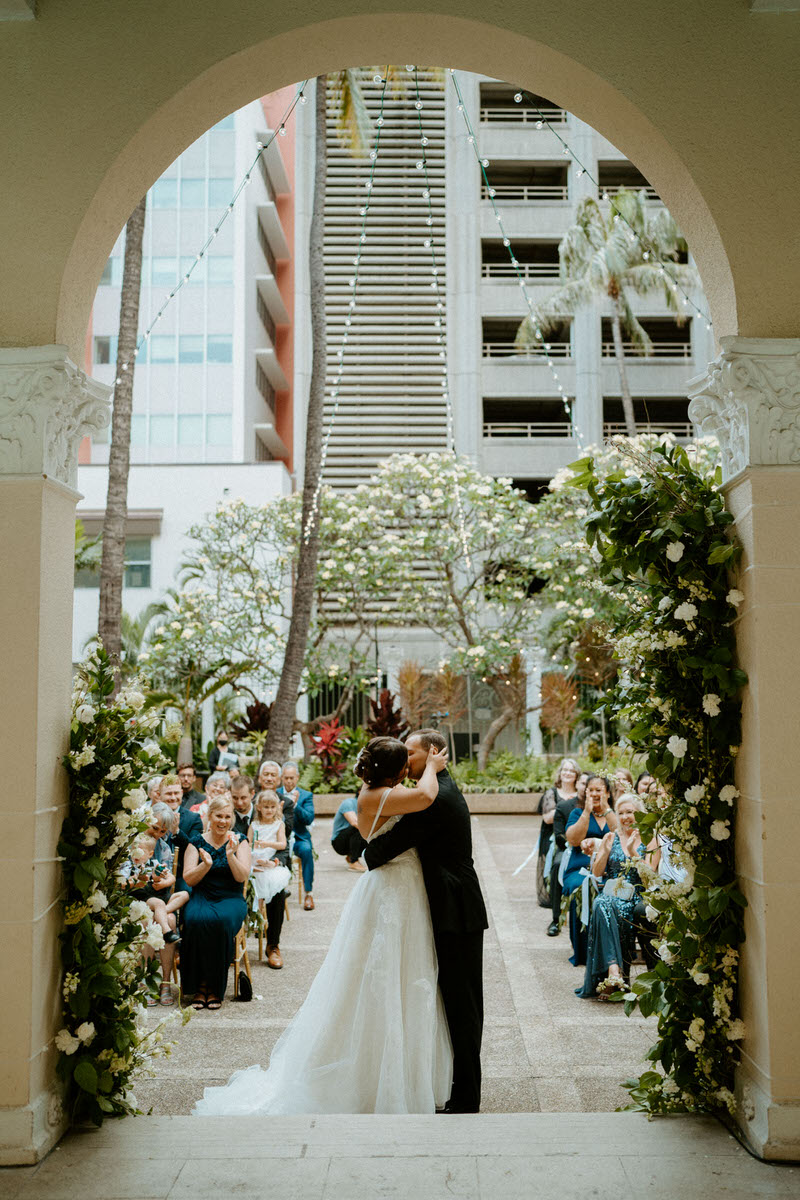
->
[303, 895, 315, 910]
[266, 944, 283, 969]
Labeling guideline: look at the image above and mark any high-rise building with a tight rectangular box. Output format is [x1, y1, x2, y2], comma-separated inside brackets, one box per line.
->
[73, 96, 297, 662]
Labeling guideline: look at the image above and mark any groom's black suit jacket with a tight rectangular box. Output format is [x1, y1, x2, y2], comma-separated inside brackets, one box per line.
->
[363, 770, 488, 934]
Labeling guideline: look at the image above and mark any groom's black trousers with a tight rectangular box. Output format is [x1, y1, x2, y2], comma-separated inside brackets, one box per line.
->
[435, 928, 484, 1113]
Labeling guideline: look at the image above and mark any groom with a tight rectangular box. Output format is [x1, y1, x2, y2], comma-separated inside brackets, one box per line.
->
[363, 728, 488, 1113]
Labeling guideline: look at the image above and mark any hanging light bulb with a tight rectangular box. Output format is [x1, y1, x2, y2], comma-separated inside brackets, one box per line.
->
[514, 92, 522, 103]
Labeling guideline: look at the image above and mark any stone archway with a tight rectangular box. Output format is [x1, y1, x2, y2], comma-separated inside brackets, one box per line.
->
[2, 1, 800, 1165]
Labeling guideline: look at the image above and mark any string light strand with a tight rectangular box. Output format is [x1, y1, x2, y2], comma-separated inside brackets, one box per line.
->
[303, 70, 391, 542]
[449, 70, 583, 446]
[114, 80, 310, 386]
[510, 88, 713, 331]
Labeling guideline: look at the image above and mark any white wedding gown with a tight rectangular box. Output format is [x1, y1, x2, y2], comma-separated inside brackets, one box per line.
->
[193, 793, 453, 1115]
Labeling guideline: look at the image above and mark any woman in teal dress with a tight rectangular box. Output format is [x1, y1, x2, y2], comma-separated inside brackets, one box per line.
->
[576, 793, 647, 998]
[180, 795, 251, 1009]
[562, 775, 618, 966]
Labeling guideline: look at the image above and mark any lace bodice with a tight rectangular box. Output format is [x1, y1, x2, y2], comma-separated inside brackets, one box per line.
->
[368, 812, 401, 842]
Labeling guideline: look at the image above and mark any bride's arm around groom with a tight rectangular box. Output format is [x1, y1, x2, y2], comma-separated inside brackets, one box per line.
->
[363, 729, 488, 1114]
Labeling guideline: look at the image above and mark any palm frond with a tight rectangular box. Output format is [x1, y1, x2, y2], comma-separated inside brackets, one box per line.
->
[516, 279, 593, 346]
[330, 69, 373, 157]
[617, 290, 653, 355]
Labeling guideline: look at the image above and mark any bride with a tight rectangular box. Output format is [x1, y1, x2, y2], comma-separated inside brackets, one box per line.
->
[193, 736, 453, 1115]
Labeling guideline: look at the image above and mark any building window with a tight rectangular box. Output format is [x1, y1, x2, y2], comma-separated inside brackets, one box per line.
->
[180, 177, 206, 208]
[178, 415, 204, 445]
[149, 415, 175, 446]
[130, 415, 147, 445]
[213, 115, 235, 131]
[178, 335, 204, 364]
[208, 178, 234, 208]
[151, 257, 178, 288]
[74, 537, 151, 589]
[207, 256, 233, 284]
[207, 414, 232, 445]
[93, 335, 117, 365]
[151, 178, 178, 208]
[150, 336, 176, 364]
[124, 537, 152, 588]
[207, 335, 233, 364]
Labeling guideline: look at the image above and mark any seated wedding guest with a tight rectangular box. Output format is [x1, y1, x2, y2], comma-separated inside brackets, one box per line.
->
[562, 774, 618, 965]
[146, 775, 164, 805]
[160, 777, 203, 891]
[124, 804, 181, 1006]
[634, 771, 654, 796]
[121, 830, 187, 944]
[249, 790, 292, 912]
[574, 793, 648, 997]
[208, 729, 239, 776]
[190, 771, 231, 820]
[230, 773, 256, 838]
[180, 795, 251, 1010]
[537, 758, 580, 908]
[331, 795, 367, 871]
[612, 766, 634, 802]
[279, 761, 315, 911]
[256, 760, 293, 968]
[546, 771, 585, 937]
[178, 763, 205, 811]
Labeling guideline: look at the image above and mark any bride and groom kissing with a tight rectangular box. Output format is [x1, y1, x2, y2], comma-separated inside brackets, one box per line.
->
[195, 728, 488, 1116]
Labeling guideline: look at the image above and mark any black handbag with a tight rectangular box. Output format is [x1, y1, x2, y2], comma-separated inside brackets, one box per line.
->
[236, 970, 253, 1001]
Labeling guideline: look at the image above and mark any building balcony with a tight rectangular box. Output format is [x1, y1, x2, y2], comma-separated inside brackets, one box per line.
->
[483, 419, 573, 438]
[480, 201, 572, 242]
[255, 129, 291, 195]
[257, 189, 289, 260]
[255, 272, 289, 324]
[480, 434, 578, 478]
[254, 346, 288, 390]
[481, 260, 560, 282]
[482, 340, 571, 359]
[602, 420, 694, 442]
[601, 340, 692, 360]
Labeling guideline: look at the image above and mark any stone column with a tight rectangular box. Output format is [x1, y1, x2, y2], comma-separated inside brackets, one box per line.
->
[0, 347, 109, 1164]
[688, 336, 800, 1161]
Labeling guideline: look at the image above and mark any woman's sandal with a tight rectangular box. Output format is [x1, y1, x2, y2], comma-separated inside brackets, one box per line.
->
[160, 981, 174, 1006]
[191, 990, 208, 1010]
[206, 995, 222, 1011]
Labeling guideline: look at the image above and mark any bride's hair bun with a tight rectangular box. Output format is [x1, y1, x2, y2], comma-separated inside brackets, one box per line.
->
[354, 737, 407, 787]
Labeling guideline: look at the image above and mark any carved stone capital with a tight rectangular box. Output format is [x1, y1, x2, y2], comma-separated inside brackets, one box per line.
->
[687, 337, 800, 481]
[0, 346, 110, 490]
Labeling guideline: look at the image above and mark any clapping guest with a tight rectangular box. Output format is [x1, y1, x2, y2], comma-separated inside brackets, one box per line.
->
[331, 795, 367, 871]
[576, 793, 647, 998]
[537, 758, 580, 908]
[160, 776, 203, 891]
[635, 772, 655, 796]
[562, 774, 618, 966]
[279, 761, 315, 911]
[230, 774, 256, 838]
[180, 796, 251, 1010]
[546, 771, 586, 937]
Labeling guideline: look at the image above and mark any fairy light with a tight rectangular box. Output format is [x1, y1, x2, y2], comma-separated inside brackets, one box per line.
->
[510, 88, 713, 331]
[450, 72, 582, 445]
[303, 70, 390, 543]
[411, 67, 472, 571]
[113, 81, 310, 386]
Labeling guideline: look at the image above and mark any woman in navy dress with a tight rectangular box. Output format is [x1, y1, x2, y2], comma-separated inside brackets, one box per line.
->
[180, 795, 250, 1009]
[562, 775, 618, 966]
[576, 793, 648, 997]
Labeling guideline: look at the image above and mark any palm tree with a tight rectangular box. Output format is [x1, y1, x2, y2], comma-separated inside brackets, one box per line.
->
[98, 195, 147, 671]
[262, 71, 375, 763]
[516, 189, 699, 438]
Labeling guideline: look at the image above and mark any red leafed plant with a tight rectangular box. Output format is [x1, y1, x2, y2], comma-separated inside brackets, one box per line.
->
[310, 717, 347, 783]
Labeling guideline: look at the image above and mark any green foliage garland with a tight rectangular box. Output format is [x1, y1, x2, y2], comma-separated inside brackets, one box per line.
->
[58, 646, 186, 1125]
[573, 441, 747, 1115]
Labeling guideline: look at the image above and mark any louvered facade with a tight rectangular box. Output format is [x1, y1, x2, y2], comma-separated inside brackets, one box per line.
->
[320, 70, 449, 487]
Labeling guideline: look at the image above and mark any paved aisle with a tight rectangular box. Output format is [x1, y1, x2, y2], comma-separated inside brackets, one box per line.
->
[133, 814, 655, 1114]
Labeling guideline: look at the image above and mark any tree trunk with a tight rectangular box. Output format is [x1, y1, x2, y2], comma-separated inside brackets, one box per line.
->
[98, 195, 147, 671]
[478, 706, 515, 770]
[263, 76, 328, 763]
[609, 301, 637, 438]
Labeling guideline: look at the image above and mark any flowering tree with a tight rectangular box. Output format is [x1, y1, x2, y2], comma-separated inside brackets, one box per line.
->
[364, 453, 546, 766]
[158, 489, 398, 750]
[58, 646, 187, 1124]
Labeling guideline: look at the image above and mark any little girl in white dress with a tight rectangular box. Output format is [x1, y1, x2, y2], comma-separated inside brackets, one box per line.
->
[248, 790, 291, 906]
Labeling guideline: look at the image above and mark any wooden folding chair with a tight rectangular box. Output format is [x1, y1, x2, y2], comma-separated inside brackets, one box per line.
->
[232, 880, 252, 999]
[169, 847, 181, 985]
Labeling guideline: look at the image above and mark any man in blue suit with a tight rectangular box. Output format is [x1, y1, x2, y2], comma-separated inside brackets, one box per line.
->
[278, 762, 315, 910]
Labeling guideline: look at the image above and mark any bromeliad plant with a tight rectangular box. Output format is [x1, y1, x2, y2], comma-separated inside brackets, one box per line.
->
[571, 440, 747, 1116]
[57, 645, 187, 1125]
